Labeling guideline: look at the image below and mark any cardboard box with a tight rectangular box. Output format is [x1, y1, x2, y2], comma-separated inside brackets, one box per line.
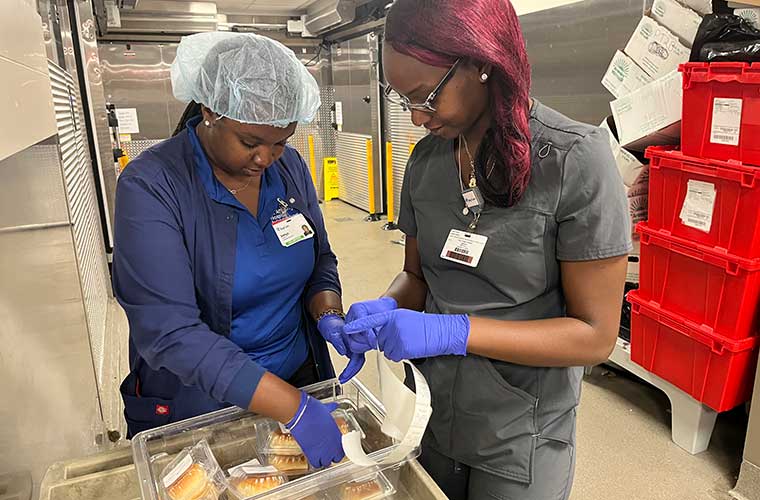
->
[600, 116, 646, 188]
[651, 0, 703, 47]
[735, 8, 760, 29]
[602, 50, 654, 99]
[610, 70, 683, 151]
[624, 17, 691, 80]
[681, 0, 712, 15]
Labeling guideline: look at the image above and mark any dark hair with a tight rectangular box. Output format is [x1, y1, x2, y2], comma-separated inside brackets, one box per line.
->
[172, 101, 202, 137]
[385, 0, 532, 207]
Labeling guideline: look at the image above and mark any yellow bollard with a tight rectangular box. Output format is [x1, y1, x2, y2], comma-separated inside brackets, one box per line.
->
[307, 135, 317, 188]
[366, 139, 378, 219]
[386, 142, 395, 225]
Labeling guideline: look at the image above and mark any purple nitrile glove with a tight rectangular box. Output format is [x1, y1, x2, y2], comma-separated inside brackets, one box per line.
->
[344, 309, 470, 362]
[317, 314, 348, 356]
[343, 297, 399, 354]
[286, 392, 345, 468]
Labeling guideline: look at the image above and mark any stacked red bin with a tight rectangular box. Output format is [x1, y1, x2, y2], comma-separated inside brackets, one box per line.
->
[627, 62, 760, 412]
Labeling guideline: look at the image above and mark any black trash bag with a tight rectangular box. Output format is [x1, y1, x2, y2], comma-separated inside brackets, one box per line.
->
[691, 14, 760, 63]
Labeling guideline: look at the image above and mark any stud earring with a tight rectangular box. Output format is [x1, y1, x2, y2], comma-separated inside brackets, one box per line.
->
[480, 73, 489, 82]
[204, 120, 211, 127]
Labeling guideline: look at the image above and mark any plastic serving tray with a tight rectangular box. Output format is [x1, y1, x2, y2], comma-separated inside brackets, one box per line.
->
[132, 378, 420, 500]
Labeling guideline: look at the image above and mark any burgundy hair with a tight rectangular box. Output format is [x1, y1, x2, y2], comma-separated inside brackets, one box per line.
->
[385, 0, 532, 207]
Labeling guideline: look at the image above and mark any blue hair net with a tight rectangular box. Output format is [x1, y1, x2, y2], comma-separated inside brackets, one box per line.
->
[171, 32, 321, 127]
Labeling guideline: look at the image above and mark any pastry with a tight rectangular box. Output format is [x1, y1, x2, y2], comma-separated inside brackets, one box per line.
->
[340, 479, 383, 500]
[269, 454, 309, 473]
[166, 463, 217, 500]
[335, 416, 351, 435]
[269, 430, 302, 453]
[233, 475, 286, 496]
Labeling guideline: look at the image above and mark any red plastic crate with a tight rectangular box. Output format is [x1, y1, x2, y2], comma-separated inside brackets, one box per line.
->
[637, 222, 760, 340]
[680, 62, 760, 166]
[645, 147, 760, 259]
[627, 291, 759, 412]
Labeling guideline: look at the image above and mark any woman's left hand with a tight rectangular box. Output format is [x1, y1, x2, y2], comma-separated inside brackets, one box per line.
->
[315, 313, 366, 384]
[344, 310, 470, 362]
[317, 314, 349, 356]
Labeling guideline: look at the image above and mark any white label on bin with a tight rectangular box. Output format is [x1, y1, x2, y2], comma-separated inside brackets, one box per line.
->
[711, 98, 743, 146]
[162, 454, 193, 488]
[342, 357, 432, 467]
[680, 180, 716, 233]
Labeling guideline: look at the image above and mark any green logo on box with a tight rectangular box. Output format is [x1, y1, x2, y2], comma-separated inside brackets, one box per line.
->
[612, 58, 631, 82]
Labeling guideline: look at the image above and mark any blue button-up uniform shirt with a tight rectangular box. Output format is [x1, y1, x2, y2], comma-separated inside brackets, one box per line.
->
[187, 121, 313, 380]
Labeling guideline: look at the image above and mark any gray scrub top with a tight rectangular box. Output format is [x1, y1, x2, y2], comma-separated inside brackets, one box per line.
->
[398, 99, 632, 484]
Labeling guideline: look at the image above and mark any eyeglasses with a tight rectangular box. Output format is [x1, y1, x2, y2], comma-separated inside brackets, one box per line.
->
[382, 58, 462, 113]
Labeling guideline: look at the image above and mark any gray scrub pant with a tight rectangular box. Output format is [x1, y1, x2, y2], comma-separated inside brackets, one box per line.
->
[420, 440, 576, 500]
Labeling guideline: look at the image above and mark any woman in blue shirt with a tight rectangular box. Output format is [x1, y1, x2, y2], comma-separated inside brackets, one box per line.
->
[113, 32, 358, 468]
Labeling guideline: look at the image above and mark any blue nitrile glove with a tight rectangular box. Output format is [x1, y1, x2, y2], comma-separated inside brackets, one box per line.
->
[287, 392, 345, 468]
[344, 297, 399, 353]
[317, 314, 349, 356]
[344, 309, 470, 362]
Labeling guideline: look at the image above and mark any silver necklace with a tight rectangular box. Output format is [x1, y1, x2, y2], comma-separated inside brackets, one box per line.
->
[227, 177, 252, 195]
[457, 135, 481, 229]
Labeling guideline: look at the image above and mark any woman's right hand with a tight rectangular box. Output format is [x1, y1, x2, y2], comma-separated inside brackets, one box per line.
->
[286, 392, 345, 468]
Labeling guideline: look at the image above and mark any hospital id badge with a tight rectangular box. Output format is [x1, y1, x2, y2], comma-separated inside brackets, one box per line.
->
[440, 229, 488, 268]
[462, 187, 484, 214]
[272, 213, 314, 247]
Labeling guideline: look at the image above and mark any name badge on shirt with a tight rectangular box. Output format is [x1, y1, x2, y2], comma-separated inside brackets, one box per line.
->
[272, 212, 315, 248]
[440, 229, 488, 268]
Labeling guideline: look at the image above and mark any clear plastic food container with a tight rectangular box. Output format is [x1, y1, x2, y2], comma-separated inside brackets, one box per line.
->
[132, 378, 420, 500]
[328, 471, 395, 500]
[158, 439, 228, 500]
[227, 459, 289, 499]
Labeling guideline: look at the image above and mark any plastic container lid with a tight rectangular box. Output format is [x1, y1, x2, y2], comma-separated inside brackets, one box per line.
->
[330, 471, 395, 500]
[227, 459, 289, 499]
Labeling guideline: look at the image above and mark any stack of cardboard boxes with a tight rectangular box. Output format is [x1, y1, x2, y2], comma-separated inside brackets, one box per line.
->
[604, 0, 707, 151]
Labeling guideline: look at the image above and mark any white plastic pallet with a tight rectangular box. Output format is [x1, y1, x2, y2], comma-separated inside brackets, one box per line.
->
[598, 338, 718, 455]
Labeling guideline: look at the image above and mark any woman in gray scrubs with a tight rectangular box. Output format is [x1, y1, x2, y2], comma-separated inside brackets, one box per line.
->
[342, 1, 632, 499]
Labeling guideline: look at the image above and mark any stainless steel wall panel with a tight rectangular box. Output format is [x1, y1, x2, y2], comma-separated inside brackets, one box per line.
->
[0, 55, 57, 164]
[331, 36, 375, 135]
[49, 60, 113, 433]
[0, 139, 69, 229]
[336, 131, 372, 211]
[99, 43, 176, 140]
[99, 40, 330, 143]
[0, 223, 104, 495]
[331, 33, 382, 213]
